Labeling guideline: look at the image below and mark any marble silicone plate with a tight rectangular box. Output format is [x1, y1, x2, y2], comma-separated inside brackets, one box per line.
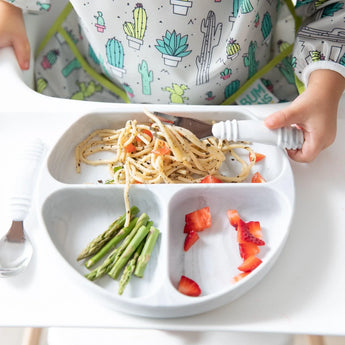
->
[38, 108, 294, 318]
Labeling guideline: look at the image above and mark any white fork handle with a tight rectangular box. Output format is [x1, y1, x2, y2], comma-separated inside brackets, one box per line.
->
[9, 138, 45, 221]
[212, 120, 304, 150]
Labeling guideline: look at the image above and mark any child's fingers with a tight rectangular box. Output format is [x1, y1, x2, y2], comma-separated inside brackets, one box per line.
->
[264, 107, 302, 130]
[12, 35, 31, 70]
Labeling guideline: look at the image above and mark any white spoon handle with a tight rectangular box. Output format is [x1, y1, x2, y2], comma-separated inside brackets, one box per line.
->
[212, 120, 304, 149]
[9, 139, 45, 221]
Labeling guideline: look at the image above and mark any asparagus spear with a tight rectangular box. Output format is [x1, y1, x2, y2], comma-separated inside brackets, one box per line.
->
[134, 226, 160, 278]
[118, 241, 145, 295]
[85, 214, 148, 281]
[85, 217, 138, 269]
[77, 206, 139, 261]
[108, 221, 152, 280]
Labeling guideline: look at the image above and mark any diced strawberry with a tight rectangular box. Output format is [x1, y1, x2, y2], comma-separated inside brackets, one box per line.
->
[238, 255, 262, 272]
[231, 272, 250, 283]
[184, 230, 199, 251]
[226, 209, 241, 229]
[200, 175, 223, 183]
[247, 221, 262, 239]
[237, 219, 265, 246]
[184, 206, 211, 233]
[178, 275, 201, 297]
[239, 242, 260, 260]
[249, 152, 266, 163]
[251, 171, 266, 183]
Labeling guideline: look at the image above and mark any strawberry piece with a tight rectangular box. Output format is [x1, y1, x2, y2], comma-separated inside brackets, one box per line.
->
[237, 219, 265, 246]
[200, 175, 223, 183]
[249, 152, 266, 163]
[178, 275, 201, 297]
[184, 206, 211, 233]
[239, 242, 260, 259]
[247, 221, 262, 239]
[251, 171, 266, 183]
[231, 272, 250, 283]
[226, 209, 241, 229]
[238, 255, 262, 272]
[184, 230, 199, 251]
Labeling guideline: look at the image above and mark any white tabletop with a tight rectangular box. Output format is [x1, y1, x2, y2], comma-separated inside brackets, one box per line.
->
[1, 49, 345, 333]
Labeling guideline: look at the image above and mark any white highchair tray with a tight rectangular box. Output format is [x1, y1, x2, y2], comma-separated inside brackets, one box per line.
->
[37, 108, 294, 318]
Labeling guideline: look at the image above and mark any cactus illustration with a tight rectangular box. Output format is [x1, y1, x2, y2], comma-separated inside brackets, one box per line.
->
[36, 78, 48, 93]
[261, 12, 272, 41]
[36, 2, 51, 11]
[124, 4, 147, 40]
[205, 91, 216, 101]
[94, 11, 106, 32]
[162, 83, 189, 103]
[339, 53, 345, 66]
[224, 79, 240, 99]
[279, 56, 296, 84]
[220, 67, 232, 80]
[71, 81, 103, 100]
[196, 11, 222, 85]
[41, 49, 59, 69]
[123, 83, 134, 98]
[138, 60, 153, 95]
[322, 2, 344, 17]
[106, 38, 126, 77]
[233, 0, 243, 17]
[124, 4, 147, 49]
[226, 38, 240, 60]
[277, 41, 297, 85]
[155, 30, 191, 67]
[243, 41, 259, 79]
[241, 0, 253, 14]
[106, 37, 124, 68]
[62, 58, 81, 77]
[310, 50, 323, 62]
[261, 78, 273, 93]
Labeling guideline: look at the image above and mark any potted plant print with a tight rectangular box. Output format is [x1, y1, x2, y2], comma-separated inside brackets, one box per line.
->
[123, 3, 147, 50]
[155, 30, 191, 67]
[105, 38, 126, 77]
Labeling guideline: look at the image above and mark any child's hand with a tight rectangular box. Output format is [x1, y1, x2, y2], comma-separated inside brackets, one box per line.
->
[264, 69, 345, 163]
[0, 1, 30, 70]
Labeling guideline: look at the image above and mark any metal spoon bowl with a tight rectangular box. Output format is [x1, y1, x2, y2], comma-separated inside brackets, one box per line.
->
[0, 221, 33, 277]
[0, 139, 45, 277]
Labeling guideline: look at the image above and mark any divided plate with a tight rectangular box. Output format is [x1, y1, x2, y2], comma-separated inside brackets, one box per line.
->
[38, 108, 295, 318]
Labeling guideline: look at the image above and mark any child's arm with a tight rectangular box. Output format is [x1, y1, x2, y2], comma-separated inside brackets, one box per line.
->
[265, 69, 345, 162]
[266, 2, 345, 162]
[0, 0, 30, 70]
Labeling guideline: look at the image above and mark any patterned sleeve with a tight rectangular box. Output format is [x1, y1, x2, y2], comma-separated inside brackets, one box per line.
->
[293, 0, 345, 87]
[3, 0, 51, 12]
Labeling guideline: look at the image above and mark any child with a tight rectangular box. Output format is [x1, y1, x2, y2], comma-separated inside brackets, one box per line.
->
[0, 0, 344, 163]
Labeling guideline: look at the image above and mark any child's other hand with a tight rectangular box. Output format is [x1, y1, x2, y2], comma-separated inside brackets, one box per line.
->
[264, 70, 345, 163]
[0, 1, 30, 70]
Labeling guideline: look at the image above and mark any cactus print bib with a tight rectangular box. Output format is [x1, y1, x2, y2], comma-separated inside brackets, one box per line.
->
[29, 0, 345, 105]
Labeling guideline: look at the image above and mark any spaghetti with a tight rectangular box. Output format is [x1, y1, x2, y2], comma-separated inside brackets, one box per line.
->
[75, 110, 256, 225]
